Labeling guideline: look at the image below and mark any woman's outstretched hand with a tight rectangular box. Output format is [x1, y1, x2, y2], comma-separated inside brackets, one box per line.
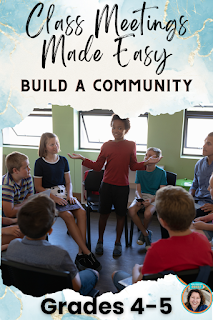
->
[68, 153, 85, 161]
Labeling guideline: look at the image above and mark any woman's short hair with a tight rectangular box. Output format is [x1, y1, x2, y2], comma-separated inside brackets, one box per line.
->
[18, 194, 56, 239]
[110, 114, 131, 133]
[155, 185, 196, 231]
[185, 289, 205, 309]
[39, 132, 60, 157]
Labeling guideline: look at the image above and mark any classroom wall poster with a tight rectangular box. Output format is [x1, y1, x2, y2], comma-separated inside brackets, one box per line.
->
[0, 0, 213, 319]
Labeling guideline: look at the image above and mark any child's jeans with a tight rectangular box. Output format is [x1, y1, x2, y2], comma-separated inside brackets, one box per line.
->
[79, 269, 98, 296]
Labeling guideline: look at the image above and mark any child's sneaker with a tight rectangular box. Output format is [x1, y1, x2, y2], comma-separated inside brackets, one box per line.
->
[85, 252, 102, 271]
[137, 231, 145, 245]
[75, 253, 102, 271]
[75, 254, 88, 271]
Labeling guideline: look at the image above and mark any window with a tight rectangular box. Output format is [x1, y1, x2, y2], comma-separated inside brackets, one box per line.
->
[79, 110, 148, 152]
[3, 106, 52, 147]
[183, 107, 213, 156]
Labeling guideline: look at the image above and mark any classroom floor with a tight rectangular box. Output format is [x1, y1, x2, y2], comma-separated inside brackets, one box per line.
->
[50, 212, 161, 295]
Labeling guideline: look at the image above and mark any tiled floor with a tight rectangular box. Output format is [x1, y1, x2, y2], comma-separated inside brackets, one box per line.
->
[50, 212, 161, 295]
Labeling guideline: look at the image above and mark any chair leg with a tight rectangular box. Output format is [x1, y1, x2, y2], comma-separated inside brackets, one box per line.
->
[125, 214, 129, 247]
[160, 225, 169, 239]
[86, 205, 91, 251]
[129, 220, 134, 246]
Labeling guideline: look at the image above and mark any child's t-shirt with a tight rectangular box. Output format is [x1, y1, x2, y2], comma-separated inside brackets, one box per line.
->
[6, 237, 78, 279]
[34, 155, 70, 188]
[82, 140, 146, 186]
[142, 232, 213, 275]
[135, 166, 167, 195]
[2, 173, 33, 205]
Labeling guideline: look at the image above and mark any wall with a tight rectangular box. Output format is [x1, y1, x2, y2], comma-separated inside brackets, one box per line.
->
[3, 106, 201, 194]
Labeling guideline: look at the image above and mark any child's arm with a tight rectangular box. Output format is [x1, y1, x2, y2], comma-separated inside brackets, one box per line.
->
[135, 184, 143, 199]
[1, 244, 9, 251]
[2, 200, 28, 218]
[68, 153, 85, 161]
[72, 273, 81, 292]
[132, 264, 143, 283]
[64, 173, 76, 204]
[130, 143, 162, 171]
[143, 156, 163, 165]
[68, 144, 106, 171]
[189, 188, 196, 197]
[193, 221, 213, 231]
[2, 217, 18, 225]
[194, 213, 213, 223]
[2, 225, 21, 237]
[34, 177, 46, 193]
[200, 203, 213, 213]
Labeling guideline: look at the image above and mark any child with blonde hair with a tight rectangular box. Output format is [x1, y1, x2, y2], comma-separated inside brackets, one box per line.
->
[128, 147, 166, 250]
[34, 132, 101, 271]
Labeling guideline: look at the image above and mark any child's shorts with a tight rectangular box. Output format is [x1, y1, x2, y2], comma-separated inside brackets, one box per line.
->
[129, 193, 155, 210]
[79, 269, 99, 296]
[98, 182, 129, 216]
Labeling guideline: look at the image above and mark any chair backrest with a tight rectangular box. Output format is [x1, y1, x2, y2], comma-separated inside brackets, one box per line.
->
[166, 171, 177, 186]
[84, 170, 104, 204]
[1, 257, 72, 297]
[84, 170, 104, 192]
[143, 266, 213, 290]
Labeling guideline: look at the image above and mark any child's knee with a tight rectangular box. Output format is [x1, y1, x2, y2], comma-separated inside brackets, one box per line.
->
[59, 210, 74, 221]
[144, 206, 155, 218]
[75, 208, 86, 219]
[93, 270, 99, 279]
[128, 206, 138, 217]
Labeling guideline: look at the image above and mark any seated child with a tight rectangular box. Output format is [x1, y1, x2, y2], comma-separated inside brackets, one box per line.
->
[192, 172, 213, 240]
[128, 147, 167, 249]
[6, 194, 99, 296]
[2, 152, 33, 219]
[1, 217, 22, 251]
[112, 186, 213, 291]
[34, 132, 101, 271]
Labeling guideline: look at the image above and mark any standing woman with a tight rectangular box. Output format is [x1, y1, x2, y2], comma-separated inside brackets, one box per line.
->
[68, 114, 161, 256]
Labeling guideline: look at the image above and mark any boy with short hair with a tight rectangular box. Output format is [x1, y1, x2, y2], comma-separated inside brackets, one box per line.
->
[128, 147, 167, 249]
[6, 194, 99, 296]
[2, 152, 33, 218]
[112, 186, 213, 291]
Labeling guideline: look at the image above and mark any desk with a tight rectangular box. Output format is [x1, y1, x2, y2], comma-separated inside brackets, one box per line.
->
[176, 178, 193, 191]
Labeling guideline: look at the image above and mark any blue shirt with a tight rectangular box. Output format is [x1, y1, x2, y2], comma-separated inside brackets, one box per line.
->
[190, 157, 213, 203]
[135, 166, 167, 195]
[187, 304, 208, 312]
[34, 156, 70, 188]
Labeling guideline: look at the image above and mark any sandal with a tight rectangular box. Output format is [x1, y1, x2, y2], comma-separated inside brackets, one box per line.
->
[113, 242, 122, 256]
[95, 241, 103, 255]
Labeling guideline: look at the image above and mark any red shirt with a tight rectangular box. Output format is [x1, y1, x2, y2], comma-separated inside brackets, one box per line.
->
[82, 140, 146, 186]
[142, 232, 213, 275]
